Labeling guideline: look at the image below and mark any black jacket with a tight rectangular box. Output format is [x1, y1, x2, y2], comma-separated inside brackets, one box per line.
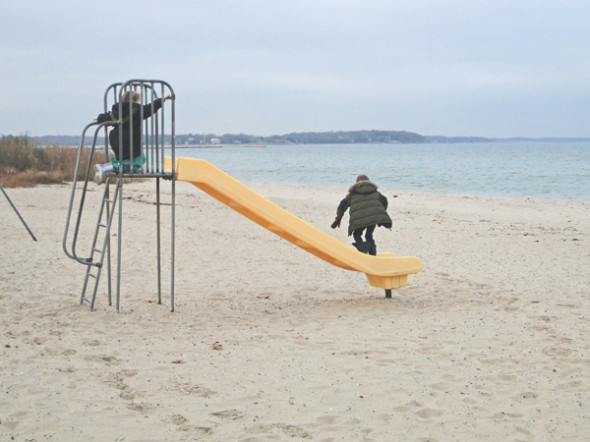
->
[336, 180, 392, 236]
[97, 98, 163, 161]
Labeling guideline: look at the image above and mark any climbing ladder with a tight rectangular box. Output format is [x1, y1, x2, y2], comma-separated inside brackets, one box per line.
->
[63, 79, 177, 312]
[79, 176, 121, 309]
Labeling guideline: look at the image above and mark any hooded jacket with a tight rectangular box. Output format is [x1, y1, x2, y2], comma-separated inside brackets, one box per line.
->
[336, 180, 392, 236]
[96, 98, 163, 161]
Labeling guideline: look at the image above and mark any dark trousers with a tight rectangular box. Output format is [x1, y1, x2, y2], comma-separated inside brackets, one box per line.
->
[353, 225, 376, 244]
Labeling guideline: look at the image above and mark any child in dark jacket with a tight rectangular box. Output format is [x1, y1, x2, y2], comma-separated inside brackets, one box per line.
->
[93, 90, 170, 182]
[331, 174, 392, 255]
[96, 91, 170, 161]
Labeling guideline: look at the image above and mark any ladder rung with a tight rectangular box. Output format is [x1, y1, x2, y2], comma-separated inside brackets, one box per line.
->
[84, 258, 102, 268]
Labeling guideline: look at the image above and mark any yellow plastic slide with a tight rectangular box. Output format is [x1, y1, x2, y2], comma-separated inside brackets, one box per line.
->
[165, 157, 421, 292]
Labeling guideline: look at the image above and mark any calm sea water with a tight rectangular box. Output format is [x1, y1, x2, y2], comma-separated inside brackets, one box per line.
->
[170, 142, 590, 201]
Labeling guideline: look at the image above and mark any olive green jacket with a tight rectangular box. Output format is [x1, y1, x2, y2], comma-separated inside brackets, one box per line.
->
[336, 180, 392, 236]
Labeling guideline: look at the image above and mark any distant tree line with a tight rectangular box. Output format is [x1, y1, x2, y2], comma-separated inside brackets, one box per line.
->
[22, 131, 588, 147]
[178, 130, 498, 145]
[31, 130, 431, 146]
[171, 130, 429, 145]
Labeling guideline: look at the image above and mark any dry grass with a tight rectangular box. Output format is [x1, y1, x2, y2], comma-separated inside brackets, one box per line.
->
[0, 135, 108, 188]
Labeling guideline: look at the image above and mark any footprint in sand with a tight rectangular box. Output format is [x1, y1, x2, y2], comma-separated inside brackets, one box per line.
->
[170, 413, 189, 425]
[491, 411, 524, 420]
[172, 381, 216, 397]
[168, 413, 212, 434]
[211, 409, 243, 420]
[108, 370, 139, 401]
[393, 400, 422, 413]
[429, 382, 452, 392]
[316, 414, 349, 425]
[515, 391, 539, 400]
[277, 424, 311, 438]
[82, 339, 101, 347]
[127, 402, 151, 412]
[489, 374, 518, 385]
[392, 401, 444, 420]
[543, 346, 574, 358]
[254, 423, 311, 439]
[415, 408, 443, 419]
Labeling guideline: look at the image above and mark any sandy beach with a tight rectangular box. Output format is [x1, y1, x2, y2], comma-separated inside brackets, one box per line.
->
[1, 179, 589, 441]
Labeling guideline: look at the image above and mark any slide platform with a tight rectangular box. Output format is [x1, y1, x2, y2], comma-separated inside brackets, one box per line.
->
[165, 157, 421, 291]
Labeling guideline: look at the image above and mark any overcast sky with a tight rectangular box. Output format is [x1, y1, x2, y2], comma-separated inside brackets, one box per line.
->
[2, 0, 589, 138]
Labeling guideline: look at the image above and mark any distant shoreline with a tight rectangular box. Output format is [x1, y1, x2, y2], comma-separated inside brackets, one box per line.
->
[177, 143, 266, 149]
[26, 131, 590, 147]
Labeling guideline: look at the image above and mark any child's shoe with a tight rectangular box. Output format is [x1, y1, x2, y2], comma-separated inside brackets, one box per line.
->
[93, 163, 113, 184]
